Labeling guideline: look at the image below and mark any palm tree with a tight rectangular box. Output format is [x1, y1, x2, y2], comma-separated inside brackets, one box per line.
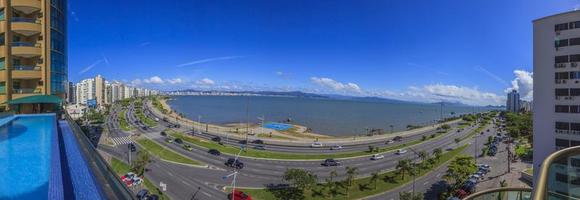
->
[345, 166, 358, 186]
[370, 171, 380, 189]
[329, 169, 337, 182]
[433, 148, 443, 161]
[418, 151, 428, 161]
[396, 159, 412, 180]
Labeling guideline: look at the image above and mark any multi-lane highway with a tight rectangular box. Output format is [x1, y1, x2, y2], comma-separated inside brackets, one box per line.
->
[100, 99, 492, 200]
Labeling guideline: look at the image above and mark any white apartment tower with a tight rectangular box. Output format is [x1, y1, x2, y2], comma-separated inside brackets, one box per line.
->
[533, 10, 580, 192]
[506, 89, 521, 112]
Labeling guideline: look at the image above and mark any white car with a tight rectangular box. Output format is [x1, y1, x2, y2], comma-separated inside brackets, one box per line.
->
[154, 117, 160, 122]
[330, 145, 343, 150]
[311, 142, 323, 148]
[371, 154, 384, 160]
[386, 140, 395, 144]
[396, 149, 407, 155]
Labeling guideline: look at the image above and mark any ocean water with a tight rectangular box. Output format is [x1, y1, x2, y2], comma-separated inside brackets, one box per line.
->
[167, 96, 493, 136]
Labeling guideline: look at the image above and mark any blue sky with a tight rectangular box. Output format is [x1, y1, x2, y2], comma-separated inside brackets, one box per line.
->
[69, 0, 576, 105]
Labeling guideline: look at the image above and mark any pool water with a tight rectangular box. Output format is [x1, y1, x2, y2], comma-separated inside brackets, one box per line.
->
[0, 115, 55, 199]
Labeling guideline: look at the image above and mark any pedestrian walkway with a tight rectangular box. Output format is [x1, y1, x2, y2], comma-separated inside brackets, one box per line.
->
[110, 136, 133, 146]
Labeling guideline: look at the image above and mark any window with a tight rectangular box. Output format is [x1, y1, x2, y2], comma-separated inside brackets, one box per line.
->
[556, 23, 570, 31]
[556, 139, 570, 148]
[556, 39, 569, 48]
[571, 71, 580, 79]
[556, 105, 570, 113]
[556, 88, 570, 96]
[572, 105, 580, 113]
[572, 54, 580, 62]
[556, 55, 569, 63]
[572, 89, 580, 96]
[556, 121, 570, 130]
[570, 38, 580, 46]
[556, 72, 570, 79]
[572, 123, 580, 131]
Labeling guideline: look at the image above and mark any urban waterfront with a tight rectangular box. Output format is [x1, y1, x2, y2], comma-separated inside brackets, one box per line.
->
[167, 95, 494, 136]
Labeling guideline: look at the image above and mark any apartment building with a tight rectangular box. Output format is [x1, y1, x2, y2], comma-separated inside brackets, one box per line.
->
[534, 10, 580, 194]
[506, 89, 521, 112]
[0, 0, 67, 112]
[94, 74, 105, 107]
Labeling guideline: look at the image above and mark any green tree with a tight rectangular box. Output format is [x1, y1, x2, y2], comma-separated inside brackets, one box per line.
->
[131, 150, 150, 176]
[283, 168, 318, 196]
[432, 148, 443, 161]
[344, 166, 358, 198]
[369, 171, 380, 189]
[441, 124, 451, 130]
[396, 159, 412, 179]
[443, 155, 477, 189]
[399, 191, 424, 200]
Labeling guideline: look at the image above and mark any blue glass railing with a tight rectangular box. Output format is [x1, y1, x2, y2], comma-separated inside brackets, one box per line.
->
[11, 17, 36, 23]
[11, 41, 35, 47]
[12, 88, 38, 94]
[13, 65, 39, 71]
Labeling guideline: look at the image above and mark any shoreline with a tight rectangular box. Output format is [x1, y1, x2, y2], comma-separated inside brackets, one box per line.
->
[155, 97, 465, 142]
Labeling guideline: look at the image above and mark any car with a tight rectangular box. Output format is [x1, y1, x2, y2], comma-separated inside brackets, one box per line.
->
[154, 118, 160, 122]
[174, 138, 183, 144]
[165, 138, 174, 143]
[128, 143, 137, 152]
[487, 129, 490, 132]
[212, 136, 222, 142]
[208, 149, 221, 156]
[227, 190, 252, 200]
[239, 140, 248, 145]
[121, 172, 136, 182]
[454, 189, 469, 199]
[311, 142, 323, 148]
[386, 140, 395, 144]
[130, 177, 143, 187]
[253, 145, 266, 150]
[393, 136, 403, 141]
[147, 194, 160, 200]
[136, 189, 149, 200]
[225, 158, 244, 169]
[370, 154, 384, 160]
[477, 164, 490, 169]
[330, 145, 343, 150]
[183, 144, 193, 151]
[396, 149, 407, 155]
[251, 139, 264, 144]
[160, 131, 167, 136]
[321, 158, 341, 166]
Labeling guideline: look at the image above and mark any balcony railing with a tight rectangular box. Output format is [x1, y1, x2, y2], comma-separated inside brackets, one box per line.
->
[464, 187, 532, 200]
[12, 88, 38, 94]
[13, 65, 40, 71]
[11, 41, 35, 47]
[11, 17, 37, 23]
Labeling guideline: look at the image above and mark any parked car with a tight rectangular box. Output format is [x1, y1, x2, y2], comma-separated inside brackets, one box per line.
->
[227, 190, 252, 200]
[321, 158, 341, 166]
[136, 189, 149, 200]
[129, 143, 136, 152]
[225, 158, 244, 169]
[330, 145, 343, 150]
[212, 136, 222, 142]
[208, 149, 221, 156]
[154, 118, 160, 122]
[121, 172, 136, 182]
[311, 142, 323, 148]
[396, 149, 408, 155]
[454, 189, 469, 199]
[253, 145, 266, 150]
[251, 139, 264, 144]
[183, 144, 193, 151]
[370, 154, 384, 160]
[147, 194, 160, 200]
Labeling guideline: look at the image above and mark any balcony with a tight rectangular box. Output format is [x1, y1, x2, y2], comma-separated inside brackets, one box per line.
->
[11, 0, 41, 15]
[464, 187, 532, 200]
[11, 41, 40, 57]
[12, 65, 40, 79]
[11, 17, 41, 36]
[12, 88, 40, 99]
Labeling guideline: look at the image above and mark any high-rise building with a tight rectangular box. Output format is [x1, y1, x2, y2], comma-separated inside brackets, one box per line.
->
[506, 89, 521, 112]
[0, 0, 67, 112]
[94, 74, 105, 107]
[533, 11, 580, 191]
[67, 81, 74, 104]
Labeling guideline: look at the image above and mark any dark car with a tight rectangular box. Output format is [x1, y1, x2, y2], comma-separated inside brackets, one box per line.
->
[393, 136, 403, 142]
[321, 158, 341, 166]
[160, 131, 167, 136]
[136, 189, 149, 200]
[147, 194, 160, 200]
[128, 143, 136, 152]
[174, 138, 183, 144]
[251, 139, 264, 144]
[208, 149, 221, 156]
[225, 158, 244, 169]
[239, 140, 248, 145]
[212, 136, 222, 142]
[142, 126, 148, 130]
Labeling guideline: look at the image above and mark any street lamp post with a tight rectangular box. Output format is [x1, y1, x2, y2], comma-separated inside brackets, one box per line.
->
[408, 147, 420, 195]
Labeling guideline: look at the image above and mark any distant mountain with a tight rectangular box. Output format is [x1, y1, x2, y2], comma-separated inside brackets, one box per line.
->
[430, 101, 471, 107]
[170, 89, 328, 98]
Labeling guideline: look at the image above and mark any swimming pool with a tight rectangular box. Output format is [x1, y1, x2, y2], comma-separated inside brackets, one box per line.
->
[0, 114, 61, 199]
[263, 122, 293, 131]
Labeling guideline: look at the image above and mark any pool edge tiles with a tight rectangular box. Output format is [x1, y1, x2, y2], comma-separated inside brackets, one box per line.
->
[48, 113, 64, 200]
[58, 120, 104, 200]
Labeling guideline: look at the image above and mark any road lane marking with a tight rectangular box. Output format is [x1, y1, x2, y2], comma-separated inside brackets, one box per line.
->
[424, 181, 429, 185]
[202, 191, 213, 197]
[167, 172, 174, 177]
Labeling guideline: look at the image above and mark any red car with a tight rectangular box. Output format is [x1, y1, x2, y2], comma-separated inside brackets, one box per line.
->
[227, 190, 252, 200]
[454, 189, 469, 199]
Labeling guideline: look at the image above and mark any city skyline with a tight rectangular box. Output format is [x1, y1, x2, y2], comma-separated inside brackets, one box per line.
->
[69, 1, 578, 105]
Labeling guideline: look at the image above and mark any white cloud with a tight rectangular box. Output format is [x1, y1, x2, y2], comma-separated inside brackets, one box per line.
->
[380, 84, 505, 106]
[167, 78, 183, 84]
[310, 77, 362, 93]
[177, 56, 244, 67]
[195, 78, 215, 85]
[505, 70, 533, 100]
[143, 76, 164, 84]
[130, 79, 142, 86]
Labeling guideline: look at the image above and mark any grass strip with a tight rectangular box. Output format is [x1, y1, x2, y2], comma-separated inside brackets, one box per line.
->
[110, 158, 170, 200]
[168, 129, 447, 160]
[118, 109, 133, 131]
[136, 139, 201, 166]
[136, 108, 158, 127]
[234, 145, 469, 200]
